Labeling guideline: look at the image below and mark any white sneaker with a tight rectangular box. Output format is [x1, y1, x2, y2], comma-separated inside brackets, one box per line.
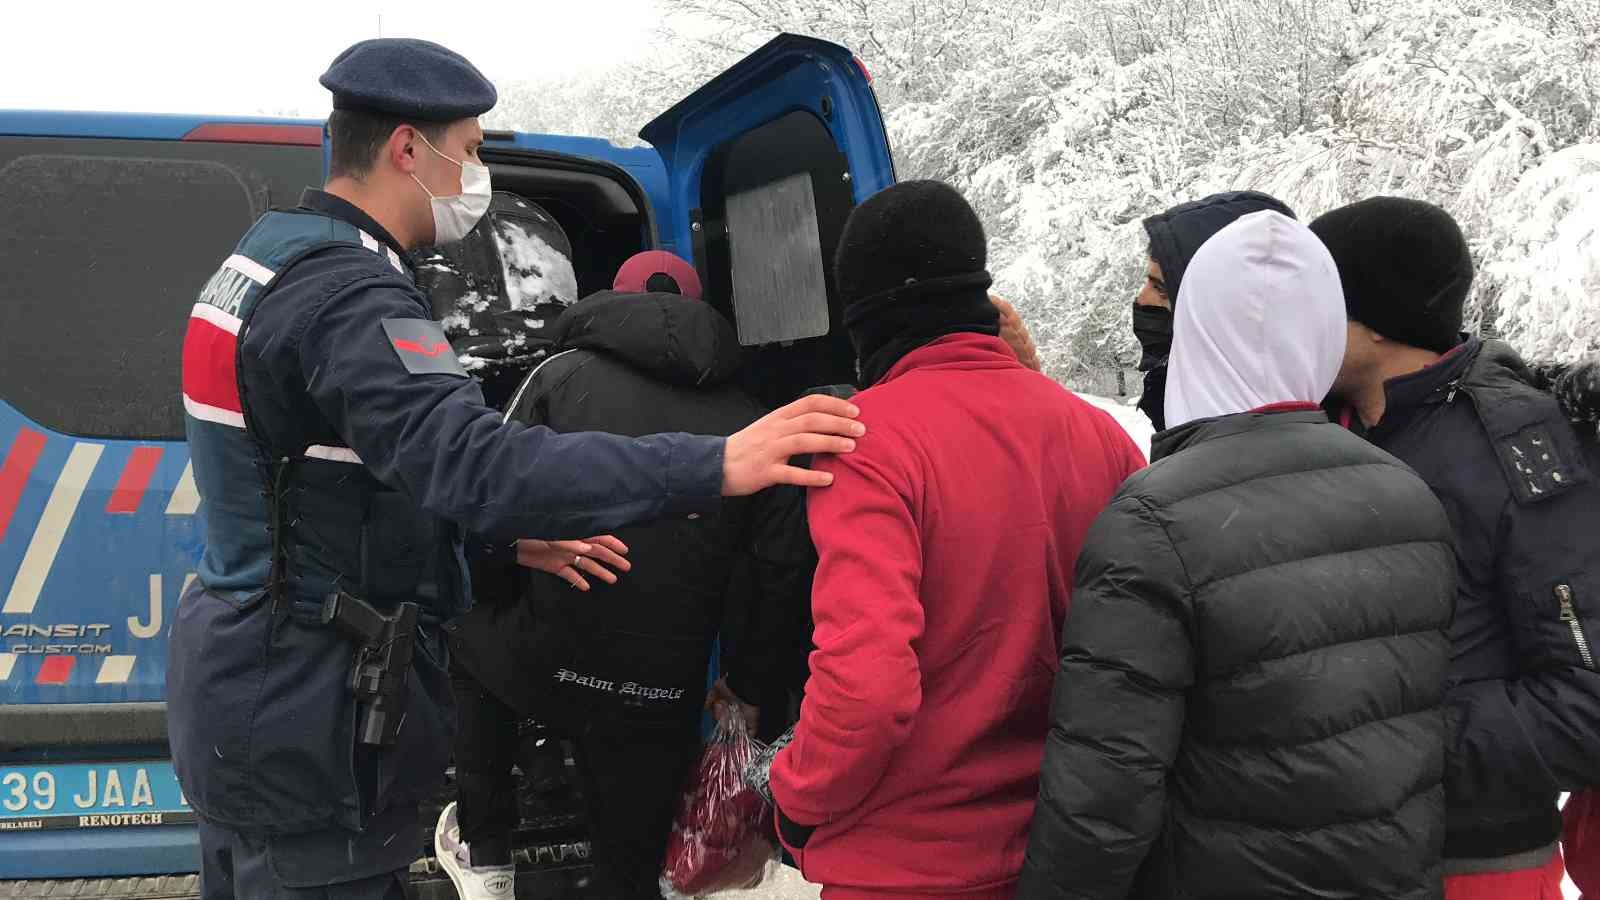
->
[435, 801, 517, 900]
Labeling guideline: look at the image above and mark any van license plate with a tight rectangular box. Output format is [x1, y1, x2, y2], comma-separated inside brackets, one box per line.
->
[0, 762, 193, 831]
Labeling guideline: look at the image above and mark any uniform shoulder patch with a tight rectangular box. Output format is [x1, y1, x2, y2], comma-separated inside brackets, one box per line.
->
[1496, 423, 1585, 504]
[381, 319, 468, 377]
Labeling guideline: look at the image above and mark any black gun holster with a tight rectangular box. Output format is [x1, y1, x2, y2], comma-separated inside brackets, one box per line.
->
[259, 457, 419, 748]
[321, 591, 419, 748]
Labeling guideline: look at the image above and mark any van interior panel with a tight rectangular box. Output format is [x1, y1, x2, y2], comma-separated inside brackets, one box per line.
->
[725, 171, 831, 348]
[694, 110, 859, 407]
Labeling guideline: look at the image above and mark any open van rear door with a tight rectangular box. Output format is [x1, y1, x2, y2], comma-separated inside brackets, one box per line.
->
[640, 33, 896, 405]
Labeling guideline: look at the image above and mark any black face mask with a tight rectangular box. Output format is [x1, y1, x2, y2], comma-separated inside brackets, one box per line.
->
[1137, 362, 1168, 432]
[1131, 303, 1173, 372]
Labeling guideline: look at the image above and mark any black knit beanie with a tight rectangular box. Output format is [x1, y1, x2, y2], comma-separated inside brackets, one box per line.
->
[836, 180, 999, 386]
[1309, 197, 1472, 354]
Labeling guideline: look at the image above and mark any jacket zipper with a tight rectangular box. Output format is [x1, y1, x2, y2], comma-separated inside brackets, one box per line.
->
[1557, 584, 1597, 670]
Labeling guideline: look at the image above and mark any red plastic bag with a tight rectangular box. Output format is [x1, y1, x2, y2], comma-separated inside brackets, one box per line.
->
[661, 709, 777, 898]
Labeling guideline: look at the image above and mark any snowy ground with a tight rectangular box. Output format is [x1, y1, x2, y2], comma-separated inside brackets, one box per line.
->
[743, 864, 820, 900]
[1080, 392, 1156, 458]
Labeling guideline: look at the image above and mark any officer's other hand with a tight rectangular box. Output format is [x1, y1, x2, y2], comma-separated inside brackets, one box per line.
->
[515, 536, 631, 591]
[723, 395, 864, 496]
[706, 677, 760, 733]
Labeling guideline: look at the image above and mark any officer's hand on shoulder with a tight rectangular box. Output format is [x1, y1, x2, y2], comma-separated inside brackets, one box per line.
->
[722, 395, 865, 496]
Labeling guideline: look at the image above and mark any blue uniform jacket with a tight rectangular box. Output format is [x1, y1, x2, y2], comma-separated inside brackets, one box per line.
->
[1362, 336, 1600, 863]
[244, 190, 723, 546]
[167, 190, 724, 880]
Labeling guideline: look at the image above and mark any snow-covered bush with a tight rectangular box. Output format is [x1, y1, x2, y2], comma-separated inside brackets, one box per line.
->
[493, 0, 1600, 385]
[1482, 143, 1600, 360]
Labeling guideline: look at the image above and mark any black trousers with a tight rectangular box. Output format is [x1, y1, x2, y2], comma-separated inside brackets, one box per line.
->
[450, 670, 522, 867]
[450, 669, 700, 900]
[197, 816, 410, 900]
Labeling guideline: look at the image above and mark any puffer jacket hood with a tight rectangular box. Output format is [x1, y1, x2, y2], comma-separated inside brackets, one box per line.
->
[1135, 191, 1296, 433]
[551, 290, 742, 388]
[1165, 211, 1346, 428]
[1142, 190, 1297, 308]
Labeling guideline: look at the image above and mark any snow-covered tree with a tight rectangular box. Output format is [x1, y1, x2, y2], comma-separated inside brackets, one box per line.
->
[1482, 143, 1600, 359]
[497, 0, 1600, 387]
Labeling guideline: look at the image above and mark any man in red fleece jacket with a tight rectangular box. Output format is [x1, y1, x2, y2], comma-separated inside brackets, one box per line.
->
[769, 181, 1146, 900]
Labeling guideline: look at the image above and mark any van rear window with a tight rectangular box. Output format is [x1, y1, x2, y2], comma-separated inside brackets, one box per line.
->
[0, 136, 321, 440]
[725, 171, 831, 347]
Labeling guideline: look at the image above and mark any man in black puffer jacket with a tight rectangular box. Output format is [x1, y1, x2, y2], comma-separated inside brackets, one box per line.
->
[1314, 198, 1600, 898]
[1019, 211, 1456, 900]
[437, 252, 814, 900]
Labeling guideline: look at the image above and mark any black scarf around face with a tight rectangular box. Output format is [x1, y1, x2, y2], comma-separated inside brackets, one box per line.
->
[1137, 363, 1169, 432]
[844, 272, 1000, 387]
[1132, 303, 1174, 371]
[1131, 303, 1174, 430]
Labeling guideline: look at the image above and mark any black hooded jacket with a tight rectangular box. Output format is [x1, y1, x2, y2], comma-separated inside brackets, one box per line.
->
[448, 290, 814, 735]
[1019, 410, 1456, 900]
[1348, 338, 1600, 865]
[1136, 192, 1295, 430]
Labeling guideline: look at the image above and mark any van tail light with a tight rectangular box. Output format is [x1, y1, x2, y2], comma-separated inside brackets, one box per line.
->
[852, 57, 873, 84]
[181, 123, 323, 146]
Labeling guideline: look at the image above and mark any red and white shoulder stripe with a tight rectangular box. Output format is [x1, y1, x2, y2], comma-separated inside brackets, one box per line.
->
[180, 255, 278, 430]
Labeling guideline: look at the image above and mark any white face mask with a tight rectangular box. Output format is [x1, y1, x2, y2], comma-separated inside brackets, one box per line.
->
[411, 131, 491, 245]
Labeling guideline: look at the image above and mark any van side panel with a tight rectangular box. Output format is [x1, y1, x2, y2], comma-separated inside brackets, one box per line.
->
[0, 133, 322, 708]
[0, 118, 322, 881]
[0, 110, 324, 140]
[0, 405, 200, 705]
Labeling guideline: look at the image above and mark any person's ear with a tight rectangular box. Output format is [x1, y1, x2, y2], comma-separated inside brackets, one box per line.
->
[386, 125, 422, 175]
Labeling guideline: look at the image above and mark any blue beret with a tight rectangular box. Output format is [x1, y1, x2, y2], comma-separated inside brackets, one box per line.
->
[320, 38, 496, 121]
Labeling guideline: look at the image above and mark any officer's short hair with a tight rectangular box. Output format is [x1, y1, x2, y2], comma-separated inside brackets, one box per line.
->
[327, 109, 451, 181]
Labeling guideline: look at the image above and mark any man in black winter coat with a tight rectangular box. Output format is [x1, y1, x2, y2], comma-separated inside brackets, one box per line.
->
[1314, 197, 1600, 898]
[435, 252, 814, 900]
[1131, 191, 1295, 430]
[1019, 211, 1456, 900]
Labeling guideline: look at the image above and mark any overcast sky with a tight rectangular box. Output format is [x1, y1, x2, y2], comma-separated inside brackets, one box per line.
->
[2, 0, 666, 118]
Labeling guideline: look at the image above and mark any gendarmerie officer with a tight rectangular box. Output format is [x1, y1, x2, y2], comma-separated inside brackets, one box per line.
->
[167, 38, 863, 900]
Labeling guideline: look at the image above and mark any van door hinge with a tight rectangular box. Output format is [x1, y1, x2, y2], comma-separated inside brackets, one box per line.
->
[1557, 584, 1597, 670]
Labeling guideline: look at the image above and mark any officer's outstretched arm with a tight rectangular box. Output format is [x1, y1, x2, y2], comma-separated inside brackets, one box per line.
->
[300, 276, 728, 541]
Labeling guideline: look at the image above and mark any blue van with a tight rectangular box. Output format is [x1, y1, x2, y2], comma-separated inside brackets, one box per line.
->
[0, 33, 892, 894]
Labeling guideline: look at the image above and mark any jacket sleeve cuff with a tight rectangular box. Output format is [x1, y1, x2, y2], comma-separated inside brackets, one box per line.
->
[769, 748, 833, 846]
[659, 434, 725, 519]
[774, 803, 816, 851]
[467, 535, 516, 565]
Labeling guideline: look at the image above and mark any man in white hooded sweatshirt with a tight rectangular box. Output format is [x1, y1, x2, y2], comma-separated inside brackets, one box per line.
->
[1018, 211, 1458, 900]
